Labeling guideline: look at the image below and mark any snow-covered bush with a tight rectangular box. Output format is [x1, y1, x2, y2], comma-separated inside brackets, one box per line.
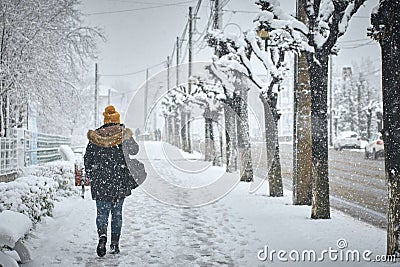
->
[33, 161, 76, 198]
[0, 161, 77, 223]
[0, 176, 58, 223]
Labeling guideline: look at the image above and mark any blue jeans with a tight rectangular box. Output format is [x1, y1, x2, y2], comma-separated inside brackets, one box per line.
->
[96, 198, 125, 235]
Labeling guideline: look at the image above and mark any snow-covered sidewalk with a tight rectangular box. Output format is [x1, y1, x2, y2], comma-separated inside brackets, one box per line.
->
[24, 142, 391, 266]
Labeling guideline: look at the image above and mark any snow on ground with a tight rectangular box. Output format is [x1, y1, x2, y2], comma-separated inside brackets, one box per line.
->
[23, 142, 394, 266]
[0, 211, 31, 248]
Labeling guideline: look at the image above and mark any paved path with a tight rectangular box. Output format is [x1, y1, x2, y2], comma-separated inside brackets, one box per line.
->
[25, 142, 258, 266]
[24, 142, 388, 267]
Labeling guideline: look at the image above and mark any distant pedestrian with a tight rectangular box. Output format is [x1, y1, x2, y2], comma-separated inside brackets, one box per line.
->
[157, 128, 162, 141]
[135, 128, 141, 140]
[154, 129, 158, 141]
[84, 105, 139, 257]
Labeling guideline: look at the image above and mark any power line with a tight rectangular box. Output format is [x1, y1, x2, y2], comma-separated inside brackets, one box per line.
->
[85, 0, 196, 16]
[105, 0, 193, 5]
[338, 38, 374, 44]
[353, 15, 371, 19]
[100, 61, 167, 77]
[193, 11, 214, 52]
[168, 0, 211, 71]
[340, 41, 377, 49]
[172, 0, 203, 64]
[223, 9, 371, 19]
[194, 0, 202, 15]
[222, 9, 259, 14]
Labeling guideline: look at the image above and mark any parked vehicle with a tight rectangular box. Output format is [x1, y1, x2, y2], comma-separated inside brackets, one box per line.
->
[364, 132, 384, 159]
[333, 131, 361, 150]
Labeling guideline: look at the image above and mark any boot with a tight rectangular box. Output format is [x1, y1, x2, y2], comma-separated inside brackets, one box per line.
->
[110, 233, 120, 254]
[97, 228, 107, 257]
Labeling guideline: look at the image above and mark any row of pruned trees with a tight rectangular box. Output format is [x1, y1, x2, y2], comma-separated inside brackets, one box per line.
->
[162, 0, 303, 194]
[162, 82, 226, 165]
[0, 0, 103, 136]
[162, 0, 400, 257]
[207, 0, 372, 219]
[162, 0, 369, 213]
[243, 0, 371, 220]
[284, 0, 400, 256]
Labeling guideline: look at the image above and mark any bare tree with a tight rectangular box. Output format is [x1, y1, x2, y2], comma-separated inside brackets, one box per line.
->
[0, 0, 104, 135]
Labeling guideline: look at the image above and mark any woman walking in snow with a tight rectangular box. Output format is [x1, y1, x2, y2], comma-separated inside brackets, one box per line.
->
[84, 105, 139, 257]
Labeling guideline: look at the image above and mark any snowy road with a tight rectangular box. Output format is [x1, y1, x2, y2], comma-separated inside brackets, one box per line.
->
[24, 142, 392, 266]
[274, 143, 387, 229]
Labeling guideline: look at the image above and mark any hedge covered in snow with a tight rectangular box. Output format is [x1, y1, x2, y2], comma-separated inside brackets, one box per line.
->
[0, 161, 78, 224]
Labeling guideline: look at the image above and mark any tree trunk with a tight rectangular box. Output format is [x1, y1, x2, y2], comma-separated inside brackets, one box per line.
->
[218, 119, 224, 167]
[164, 116, 169, 143]
[308, 51, 330, 219]
[168, 116, 174, 144]
[235, 88, 253, 182]
[173, 114, 181, 148]
[180, 108, 188, 151]
[209, 118, 215, 163]
[382, 36, 400, 258]
[357, 81, 362, 135]
[0, 94, 3, 137]
[376, 111, 383, 132]
[224, 100, 237, 172]
[261, 96, 283, 197]
[211, 119, 218, 166]
[211, 111, 222, 166]
[269, 132, 283, 197]
[366, 109, 372, 140]
[187, 111, 192, 153]
[293, 51, 312, 205]
[373, 1, 400, 256]
[204, 107, 212, 161]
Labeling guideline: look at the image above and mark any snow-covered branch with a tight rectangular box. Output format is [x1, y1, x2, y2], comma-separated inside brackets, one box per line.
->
[0, 0, 104, 135]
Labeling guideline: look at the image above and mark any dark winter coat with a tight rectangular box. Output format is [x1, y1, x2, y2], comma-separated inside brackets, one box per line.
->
[84, 123, 139, 202]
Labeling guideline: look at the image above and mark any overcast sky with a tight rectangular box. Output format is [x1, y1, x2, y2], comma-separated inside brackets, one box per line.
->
[80, 0, 381, 92]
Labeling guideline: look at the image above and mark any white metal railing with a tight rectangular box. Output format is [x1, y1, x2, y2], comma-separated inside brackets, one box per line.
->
[0, 137, 18, 176]
[24, 131, 71, 165]
[0, 129, 71, 178]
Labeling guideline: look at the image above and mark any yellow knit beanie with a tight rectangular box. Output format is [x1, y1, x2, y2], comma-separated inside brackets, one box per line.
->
[103, 105, 120, 124]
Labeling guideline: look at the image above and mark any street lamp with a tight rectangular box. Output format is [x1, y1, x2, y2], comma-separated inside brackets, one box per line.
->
[257, 28, 269, 39]
[257, 27, 270, 50]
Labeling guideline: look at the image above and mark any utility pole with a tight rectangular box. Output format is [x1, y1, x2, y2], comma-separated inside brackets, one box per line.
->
[293, 0, 312, 205]
[94, 63, 99, 128]
[108, 88, 111, 105]
[176, 37, 180, 87]
[329, 54, 333, 146]
[175, 37, 182, 148]
[5, 88, 9, 137]
[188, 7, 193, 96]
[144, 68, 149, 131]
[167, 56, 170, 90]
[187, 6, 193, 153]
[212, 0, 226, 163]
[166, 56, 172, 144]
[213, 0, 222, 30]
